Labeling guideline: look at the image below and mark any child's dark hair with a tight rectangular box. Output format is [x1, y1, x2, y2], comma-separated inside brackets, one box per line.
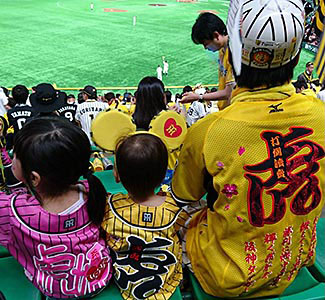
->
[12, 85, 29, 104]
[13, 116, 107, 225]
[115, 133, 168, 199]
[192, 12, 227, 45]
[133, 77, 166, 130]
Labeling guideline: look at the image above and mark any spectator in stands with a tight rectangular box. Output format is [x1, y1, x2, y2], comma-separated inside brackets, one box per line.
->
[102, 133, 184, 300]
[104, 92, 119, 108]
[67, 94, 76, 104]
[6, 85, 35, 148]
[77, 92, 84, 104]
[133, 77, 166, 130]
[297, 62, 319, 88]
[57, 93, 78, 124]
[172, 0, 324, 298]
[293, 80, 308, 93]
[0, 88, 9, 116]
[30, 83, 65, 117]
[165, 90, 172, 104]
[0, 116, 112, 298]
[75, 85, 108, 145]
[181, 13, 235, 110]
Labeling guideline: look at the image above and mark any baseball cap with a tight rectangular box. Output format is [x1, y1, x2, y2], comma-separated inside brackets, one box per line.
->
[80, 85, 97, 99]
[30, 83, 65, 113]
[228, 0, 305, 71]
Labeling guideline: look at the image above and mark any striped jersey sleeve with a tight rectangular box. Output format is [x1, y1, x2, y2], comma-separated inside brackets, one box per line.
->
[0, 192, 11, 246]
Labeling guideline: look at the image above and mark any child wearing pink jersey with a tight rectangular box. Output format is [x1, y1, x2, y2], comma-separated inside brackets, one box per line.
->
[0, 116, 112, 299]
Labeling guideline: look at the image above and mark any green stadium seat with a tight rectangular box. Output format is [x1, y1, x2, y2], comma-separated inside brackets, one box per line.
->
[0, 246, 9, 258]
[93, 170, 127, 194]
[94, 281, 182, 299]
[0, 256, 42, 300]
[308, 218, 325, 282]
[189, 267, 325, 300]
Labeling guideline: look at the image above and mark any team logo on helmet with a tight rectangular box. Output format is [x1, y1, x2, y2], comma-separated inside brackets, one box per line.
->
[251, 48, 273, 67]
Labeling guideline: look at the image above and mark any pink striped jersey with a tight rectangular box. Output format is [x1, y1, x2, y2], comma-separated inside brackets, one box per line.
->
[0, 181, 112, 298]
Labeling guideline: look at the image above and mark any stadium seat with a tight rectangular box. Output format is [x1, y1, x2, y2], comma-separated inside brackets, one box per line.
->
[189, 267, 325, 300]
[94, 282, 182, 299]
[0, 246, 9, 258]
[0, 256, 42, 300]
[93, 170, 127, 194]
[308, 218, 325, 282]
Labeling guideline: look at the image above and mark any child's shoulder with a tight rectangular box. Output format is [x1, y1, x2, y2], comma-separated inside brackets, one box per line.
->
[107, 192, 182, 230]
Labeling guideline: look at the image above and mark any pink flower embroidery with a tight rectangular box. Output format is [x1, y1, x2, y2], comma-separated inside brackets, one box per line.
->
[222, 184, 238, 199]
[237, 216, 243, 222]
[238, 146, 246, 156]
[217, 161, 225, 169]
[224, 204, 230, 211]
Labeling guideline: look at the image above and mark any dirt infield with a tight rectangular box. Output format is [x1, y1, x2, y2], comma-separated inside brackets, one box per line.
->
[149, 4, 167, 6]
[103, 8, 128, 12]
[198, 10, 219, 14]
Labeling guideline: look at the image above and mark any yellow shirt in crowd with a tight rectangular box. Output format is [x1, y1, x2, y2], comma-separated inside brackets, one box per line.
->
[171, 83, 325, 298]
[102, 193, 186, 300]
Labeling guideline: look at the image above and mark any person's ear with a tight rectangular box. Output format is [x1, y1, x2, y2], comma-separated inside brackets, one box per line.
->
[213, 31, 220, 40]
[30, 171, 41, 188]
[113, 165, 120, 183]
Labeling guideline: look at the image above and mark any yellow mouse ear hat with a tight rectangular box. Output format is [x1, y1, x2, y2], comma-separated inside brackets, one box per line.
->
[91, 109, 136, 152]
[149, 110, 187, 152]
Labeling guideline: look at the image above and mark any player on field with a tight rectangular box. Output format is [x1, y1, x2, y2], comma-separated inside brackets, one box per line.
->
[171, 0, 325, 298]
[75, 85, 108, 145]
[102, 133, 185, 300]
[0, 116, 112, 298]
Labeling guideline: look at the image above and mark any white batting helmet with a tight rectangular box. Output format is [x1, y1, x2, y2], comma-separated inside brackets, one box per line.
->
[234, 0, 305, 70]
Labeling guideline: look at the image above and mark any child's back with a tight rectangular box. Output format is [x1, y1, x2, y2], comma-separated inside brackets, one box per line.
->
[0, 116, 112, 298]
[102, 133, 185, 300]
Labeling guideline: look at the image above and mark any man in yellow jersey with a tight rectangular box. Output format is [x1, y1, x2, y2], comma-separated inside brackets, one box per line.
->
[172, 0, 325, 298]
[181, 13, 235, 110]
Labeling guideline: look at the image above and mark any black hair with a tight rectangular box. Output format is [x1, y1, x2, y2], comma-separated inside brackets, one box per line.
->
[133, 76, 166, 130]
[116, 134, 168, 199]
[165, 90, 172, 103]
[210, 87, 217, 93]
[67, 94, 75, 98]
[191, 12, 227, 45]
[104, 92, 115, 101]
[78, 92, 84, 104]
[13, 116, 107, 226]
[229, 51, 299, 89]
[306, 61, 313, 68]
[12, 85, 29, 104]
[182, 85, 193, 94]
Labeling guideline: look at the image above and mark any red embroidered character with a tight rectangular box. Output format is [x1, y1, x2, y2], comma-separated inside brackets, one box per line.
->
[244, 127, 325, 227]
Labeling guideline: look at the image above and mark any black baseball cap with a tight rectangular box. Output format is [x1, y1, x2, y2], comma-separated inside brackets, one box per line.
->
[30, 83, 65, 113]
[80, 85, 97, 99]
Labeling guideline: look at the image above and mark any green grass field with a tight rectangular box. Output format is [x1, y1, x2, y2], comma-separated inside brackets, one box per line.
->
[0, 0, 315, 93]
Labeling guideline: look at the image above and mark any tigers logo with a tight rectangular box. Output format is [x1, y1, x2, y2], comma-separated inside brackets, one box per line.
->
[251, 48, 273, 66]
[164, 118, 182, 138]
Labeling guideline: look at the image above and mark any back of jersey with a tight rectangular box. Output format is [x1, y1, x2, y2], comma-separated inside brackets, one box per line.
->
[75, 100, 108, 143]
[7, 105, 35, 133]
[57, 104, 77, 123]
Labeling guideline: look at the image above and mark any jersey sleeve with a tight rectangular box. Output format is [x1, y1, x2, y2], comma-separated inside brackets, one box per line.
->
[171, 113, 218, 204]
[225, 49, 235, 86]
[0, 191, 11, 247]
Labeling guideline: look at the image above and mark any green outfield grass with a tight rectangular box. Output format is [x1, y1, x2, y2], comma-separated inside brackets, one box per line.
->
[0, 0, 315, 92]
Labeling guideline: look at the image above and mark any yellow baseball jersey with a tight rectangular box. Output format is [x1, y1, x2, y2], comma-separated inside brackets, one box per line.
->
[102, 193, 185, 300]
[217, 46, 235, 111]
[171, 83, 325, 298]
